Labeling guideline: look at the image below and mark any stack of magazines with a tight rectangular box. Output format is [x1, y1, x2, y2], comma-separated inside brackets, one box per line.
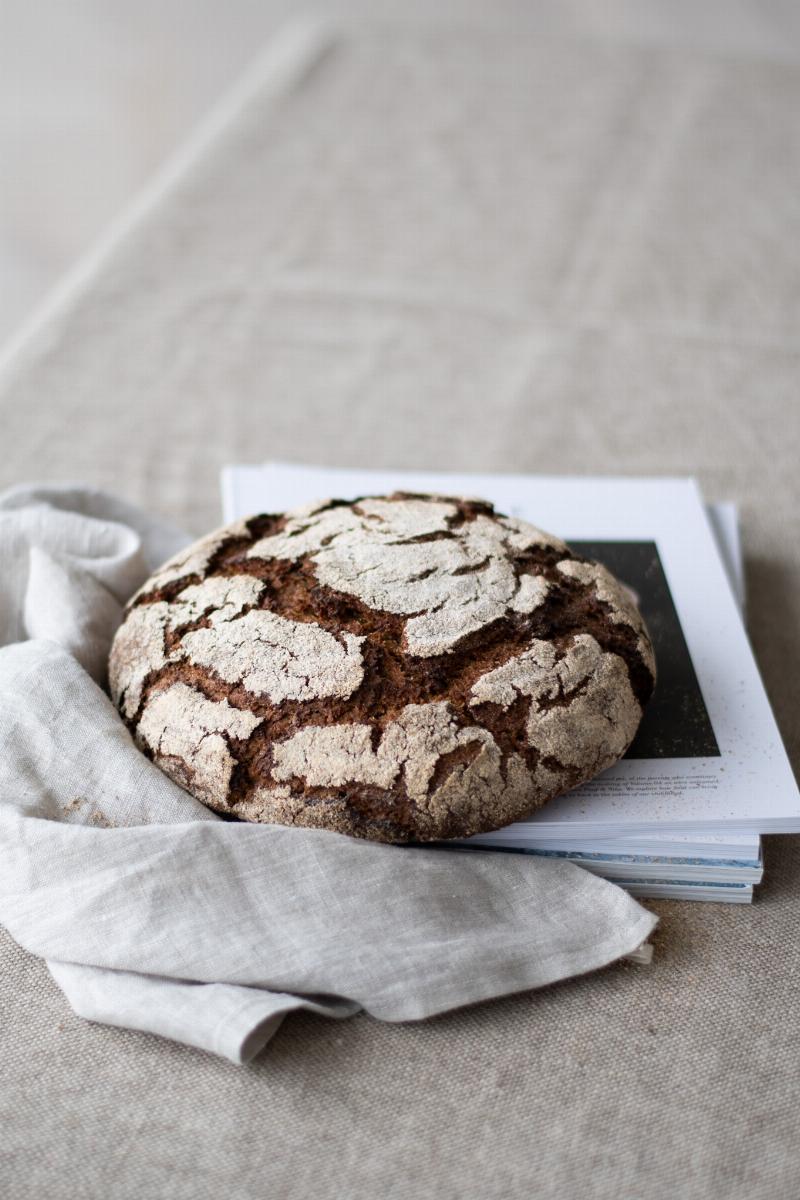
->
[222, 462, 800, 904]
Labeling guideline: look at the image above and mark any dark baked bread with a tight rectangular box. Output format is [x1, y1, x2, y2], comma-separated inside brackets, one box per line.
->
[109, 494, 655, 842]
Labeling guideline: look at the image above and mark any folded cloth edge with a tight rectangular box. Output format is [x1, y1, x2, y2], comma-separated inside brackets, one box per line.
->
[0, 809, 658, 1023]
[48, 960, 360, 1064]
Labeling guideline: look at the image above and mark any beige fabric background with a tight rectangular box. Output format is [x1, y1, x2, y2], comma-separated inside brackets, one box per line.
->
[2, 15, 799, 1199]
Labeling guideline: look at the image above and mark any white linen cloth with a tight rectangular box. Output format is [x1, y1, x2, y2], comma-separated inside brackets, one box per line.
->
[0, 484, 656, 1063]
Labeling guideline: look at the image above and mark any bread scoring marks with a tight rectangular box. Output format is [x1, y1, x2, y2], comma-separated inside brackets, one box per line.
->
[495, 514, 568, 555]
[181, 609, 365, 703]
[428, 743, 562, 835]
[129, 518, 251, 603]
[258, 703, 562, 837]
[137, 682, 262, 809]
[167, 575, 264, 628]
[556, 559, 656, 678]
[109, 601, 171, 718]
[239, 784, 354, 833]
[270, 702, 493, 799]
[470, 634, 640, 772]
[109, 576, 264, 719]
[509, 574, 550, 613]
[246, 497, 562, 657]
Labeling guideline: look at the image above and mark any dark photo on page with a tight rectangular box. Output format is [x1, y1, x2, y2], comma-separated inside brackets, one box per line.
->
[571, 540, 720, 759]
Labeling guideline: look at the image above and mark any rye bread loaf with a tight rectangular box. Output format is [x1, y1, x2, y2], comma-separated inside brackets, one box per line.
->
[109, 494, 656, 842]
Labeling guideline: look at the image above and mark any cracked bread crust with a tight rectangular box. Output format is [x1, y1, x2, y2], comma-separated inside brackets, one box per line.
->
[109, 493, 656, 843]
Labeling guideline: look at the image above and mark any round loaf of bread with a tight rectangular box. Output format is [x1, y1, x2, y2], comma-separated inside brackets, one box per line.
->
[109, 494, 656, 842]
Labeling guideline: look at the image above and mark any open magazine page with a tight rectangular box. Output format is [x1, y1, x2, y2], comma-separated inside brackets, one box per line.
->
[222, 463, 800, 836]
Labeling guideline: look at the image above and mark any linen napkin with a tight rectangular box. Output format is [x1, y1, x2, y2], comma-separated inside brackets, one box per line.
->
[0, 484, 657, 1063]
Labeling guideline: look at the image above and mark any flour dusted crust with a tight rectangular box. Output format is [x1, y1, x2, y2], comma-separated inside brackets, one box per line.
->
[109, 494, 656, 842]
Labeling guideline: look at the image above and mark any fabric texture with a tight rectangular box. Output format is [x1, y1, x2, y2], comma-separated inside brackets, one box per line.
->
[0, 483, 655, 1064]
[1, 9, 799, 1200]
